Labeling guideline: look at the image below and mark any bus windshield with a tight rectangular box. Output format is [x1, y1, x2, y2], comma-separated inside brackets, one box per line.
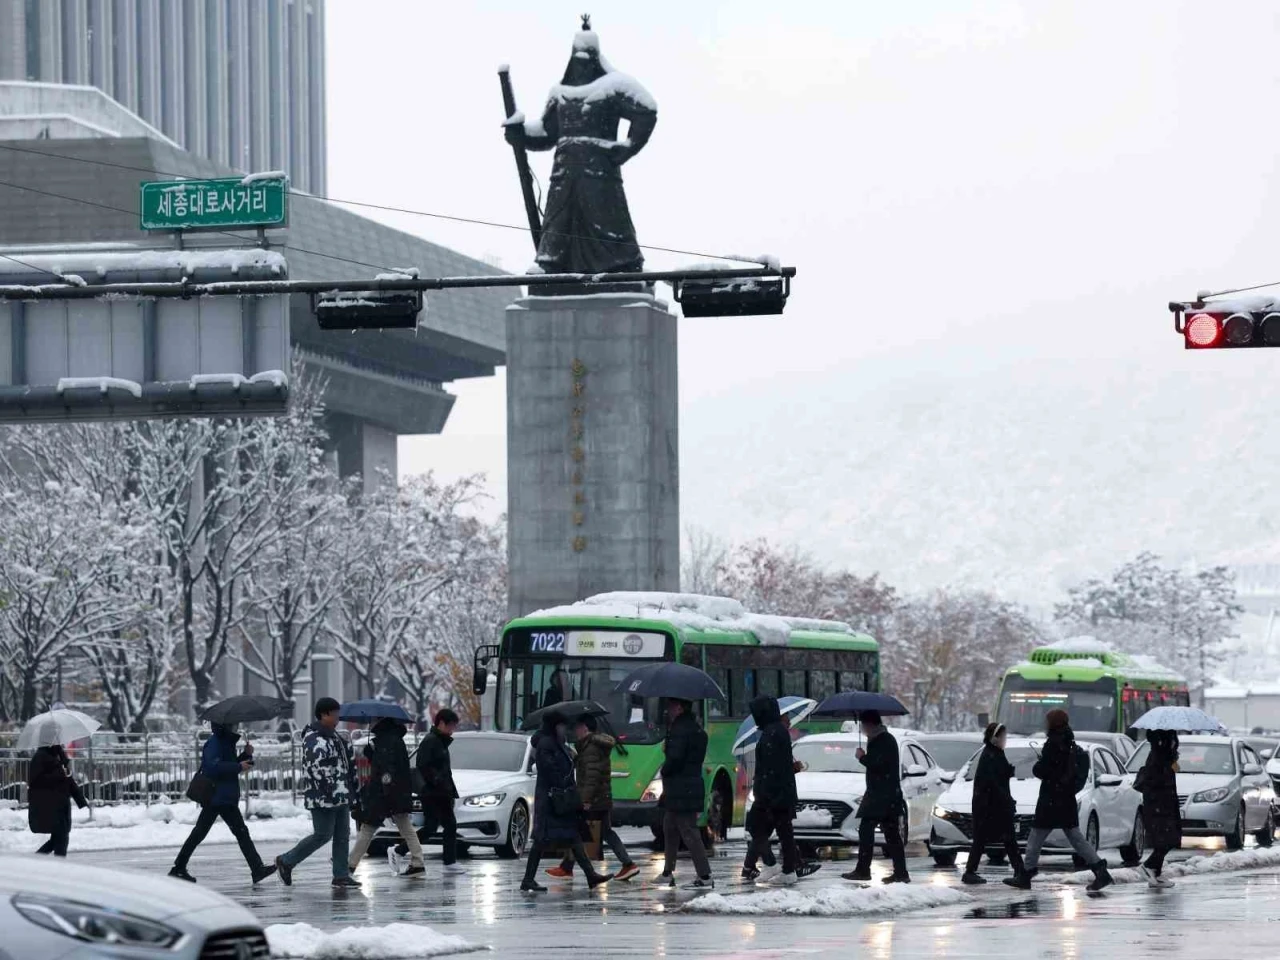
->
[496, 656, 668, 744]
[996, 675, 1118, 735]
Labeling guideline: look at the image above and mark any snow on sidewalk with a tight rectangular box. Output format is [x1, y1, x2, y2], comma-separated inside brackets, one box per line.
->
[266, 923, 481, 959]
[0, 799, 311, 852]
[683, 882, 970, 916]
[1063, 846, 1280, 886]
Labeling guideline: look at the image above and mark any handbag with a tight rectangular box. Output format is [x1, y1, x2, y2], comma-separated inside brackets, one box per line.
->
[186, 770, 216, 807]
[550, 785, 582, 818]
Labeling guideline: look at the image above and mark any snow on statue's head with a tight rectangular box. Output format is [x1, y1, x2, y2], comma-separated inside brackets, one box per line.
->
[562, 13, 607, 86]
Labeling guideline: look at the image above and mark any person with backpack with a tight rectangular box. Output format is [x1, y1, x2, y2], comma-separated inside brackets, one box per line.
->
[1134, 730, 1181, 888]
[349, 717, 425, 876]
[414, 708, 460, 870]
[1005, 708, 1112, 892]
[169, 724, 275, 884]
[742, 696, 820, 884]
[545, 713, 639, 882]
[961, 722, 1026, 885]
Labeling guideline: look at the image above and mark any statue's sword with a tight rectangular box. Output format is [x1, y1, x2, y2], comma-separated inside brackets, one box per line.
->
[498, 65, 543, 250]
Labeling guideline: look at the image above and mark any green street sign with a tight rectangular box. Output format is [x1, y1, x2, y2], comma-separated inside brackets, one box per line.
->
[139, 176, 288, 232]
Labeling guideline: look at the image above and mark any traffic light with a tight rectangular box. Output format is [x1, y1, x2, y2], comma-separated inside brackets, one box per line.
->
[1173, 303, 1280, 349]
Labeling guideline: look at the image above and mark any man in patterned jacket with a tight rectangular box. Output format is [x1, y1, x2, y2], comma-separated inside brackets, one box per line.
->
[275, 697, 359, 888]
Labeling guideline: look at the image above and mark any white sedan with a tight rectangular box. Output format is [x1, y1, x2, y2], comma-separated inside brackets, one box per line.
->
[769, 732, 949, 851]
[930, 737, 1144, 867]
[374, 732, 535, 859]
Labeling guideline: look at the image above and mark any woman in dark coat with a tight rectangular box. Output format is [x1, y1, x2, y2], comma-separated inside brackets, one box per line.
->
[520, 711, 611, 893]
[1007, 708, 1112, 892]
[348, 718, 424, 875]
[659, 698, 714, 888]
[1135, 730, 1181, 887]
[962, 722, 1026, 884]
[27, 744, 84, 856]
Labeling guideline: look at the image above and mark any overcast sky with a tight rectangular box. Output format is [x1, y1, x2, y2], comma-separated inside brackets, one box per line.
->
[325, 1, 1280, 517]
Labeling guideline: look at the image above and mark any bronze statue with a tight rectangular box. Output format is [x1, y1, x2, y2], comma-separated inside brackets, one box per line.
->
[502, 16, 657, 281]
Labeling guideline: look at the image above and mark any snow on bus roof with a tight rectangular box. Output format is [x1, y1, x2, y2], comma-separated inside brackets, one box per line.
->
[1043, 636, 1113, 655]
[525, 592, 857, 648]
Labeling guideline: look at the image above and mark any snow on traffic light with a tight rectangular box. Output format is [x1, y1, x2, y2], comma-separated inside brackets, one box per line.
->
[1171, 296, 1280, 349]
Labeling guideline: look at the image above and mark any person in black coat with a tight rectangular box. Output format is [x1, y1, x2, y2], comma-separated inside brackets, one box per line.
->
[658, 699, 714, 888]
[742, 696, 818, 883]
[520, 710, 612, 893]
[27, 744, 84, 857]
[349, 718, 425, 876]
[1135, 730, 1181, 887]
[842, 710, 909, 883]
[1006, 708, 1112, 892]
[415, 708, 460, 868]
[962, 722, 1027, 884]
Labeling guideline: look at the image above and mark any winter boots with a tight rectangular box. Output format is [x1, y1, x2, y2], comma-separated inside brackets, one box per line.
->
[1002, 867, 1036, 890]
[1086, 861, 1113, 892]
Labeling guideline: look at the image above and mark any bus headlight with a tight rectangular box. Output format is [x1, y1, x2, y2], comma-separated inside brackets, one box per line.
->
[641, 776, 664, 803]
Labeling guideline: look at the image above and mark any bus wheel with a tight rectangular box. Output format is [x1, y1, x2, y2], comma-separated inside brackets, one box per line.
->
[701, 779, 731, 849]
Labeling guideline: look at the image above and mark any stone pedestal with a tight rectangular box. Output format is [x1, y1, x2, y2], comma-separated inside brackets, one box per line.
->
[506, 292, 679, 618]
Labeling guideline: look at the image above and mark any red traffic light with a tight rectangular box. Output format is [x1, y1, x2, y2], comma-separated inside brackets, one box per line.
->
[1185, 312, 1221, 348]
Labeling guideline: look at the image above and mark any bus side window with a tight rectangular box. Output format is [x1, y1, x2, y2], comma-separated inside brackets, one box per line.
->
[707, 667, 730, 719]
[783, 669, 806, 698]
[838, 671, 863, 693]
[757, 670, 780, 699]
[809, 670, 836, 703]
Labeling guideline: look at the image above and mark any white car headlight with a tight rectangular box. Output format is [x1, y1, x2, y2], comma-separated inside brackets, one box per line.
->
[642, 775, 664, 803]
[932, 805, 954, 820]
[1192, 787, 1231, 804]
[14, 894, 181, 948]
[462, 793, 506, 807]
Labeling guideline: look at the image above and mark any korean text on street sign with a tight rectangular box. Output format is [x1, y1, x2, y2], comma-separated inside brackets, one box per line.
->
[139, 177, 288, 232]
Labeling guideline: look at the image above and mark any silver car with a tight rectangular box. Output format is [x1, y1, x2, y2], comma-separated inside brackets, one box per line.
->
[1127, 734, 1275, 849]
[0, 852, 266, 959]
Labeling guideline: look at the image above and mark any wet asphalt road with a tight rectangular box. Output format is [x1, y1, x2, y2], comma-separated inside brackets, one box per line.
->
[78, 832, 1280, 959]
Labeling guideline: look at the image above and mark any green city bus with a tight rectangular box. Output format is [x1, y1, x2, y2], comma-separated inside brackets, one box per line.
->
[473, 593, 880, 841]
[994, 639, 1190, 737]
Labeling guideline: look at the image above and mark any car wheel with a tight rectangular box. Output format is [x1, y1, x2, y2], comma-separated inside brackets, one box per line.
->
[496, 801, 530, 859]
[1119, 810, 1145, 867]
[932, 849, 958, 867]
[1226, 806, 1246, 851]
[1073, 815, 1100, 870]
[1257, 809, 1276, 848]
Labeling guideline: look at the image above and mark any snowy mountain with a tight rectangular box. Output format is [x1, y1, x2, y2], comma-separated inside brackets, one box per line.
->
[681, 349, 1280, 609]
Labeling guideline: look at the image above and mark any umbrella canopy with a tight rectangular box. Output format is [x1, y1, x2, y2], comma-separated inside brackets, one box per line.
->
[614, 662, 727, 702]
[522, 699, 609, 732]
[732, 696, 817, 754]
[339, 699, 412, 724]
[17, 709, 100, 750]
[1132, 706, 1226, 734]
[198, 695, 293, 726]
[811, 691, 910, 719]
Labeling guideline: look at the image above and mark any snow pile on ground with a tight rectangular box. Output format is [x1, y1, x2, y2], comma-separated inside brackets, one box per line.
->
[1063, 847, 1280, 886]
[683, 883, 969, 916]
[0, 799, 310, 852]
[530, 591, 856, 647]
[266, 923, 480, 959]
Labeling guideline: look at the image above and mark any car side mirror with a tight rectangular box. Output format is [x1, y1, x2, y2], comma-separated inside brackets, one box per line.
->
[1244, 763, 1263, 776]
[904, 764, 927, 778]
[1096, 774, 1123, 787]
[940, 772, 956, 784]
[1264, 749, 1275, 760]
[472, 666, 488, 697]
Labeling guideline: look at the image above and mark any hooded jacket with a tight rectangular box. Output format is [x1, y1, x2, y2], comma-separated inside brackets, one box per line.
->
[200, 725, 251, 808]
[301, 721, 357, 810]
[359, 718, 414, 823]
[660, 710, 707, 814]
[1135, 733, 1182, 850]
[573, 732, 617, 811]
[749, 696, 798, 814]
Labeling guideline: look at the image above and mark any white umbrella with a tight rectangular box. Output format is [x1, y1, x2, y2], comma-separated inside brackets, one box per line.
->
[1131, 706, 1226, 734]
[17, 708, 101, 750]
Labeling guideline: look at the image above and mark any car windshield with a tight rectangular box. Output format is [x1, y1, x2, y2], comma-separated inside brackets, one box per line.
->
[446, 737, 528, 772]
[921, 739, 982, 771]
[965, 746, 1039, 781]
[794, 741, 866, 774]
[1127, 740, 1236, 775]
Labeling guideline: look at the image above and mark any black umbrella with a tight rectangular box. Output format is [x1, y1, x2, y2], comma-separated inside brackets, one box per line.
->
[614, 662, 726, 702]
[521, 699, 609, 731]
[810, 691, 910, 718]
[339, 699, 412, 724]
[199, 695, 293, 725]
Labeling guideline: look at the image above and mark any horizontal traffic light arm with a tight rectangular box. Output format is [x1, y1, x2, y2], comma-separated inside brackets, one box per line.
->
[0, 265, 796, 301]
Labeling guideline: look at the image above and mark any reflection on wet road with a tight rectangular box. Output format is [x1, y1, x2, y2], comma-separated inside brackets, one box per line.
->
[76, 832, 1280, 958]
